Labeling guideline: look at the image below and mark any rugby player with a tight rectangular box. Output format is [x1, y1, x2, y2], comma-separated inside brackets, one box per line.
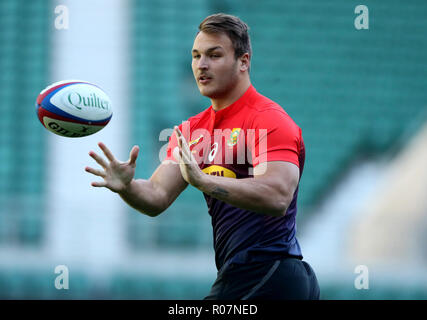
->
[85, 13, 320, 300]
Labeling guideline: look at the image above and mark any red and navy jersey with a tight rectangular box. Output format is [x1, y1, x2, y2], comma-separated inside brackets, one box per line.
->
[165, 85, 305, 270]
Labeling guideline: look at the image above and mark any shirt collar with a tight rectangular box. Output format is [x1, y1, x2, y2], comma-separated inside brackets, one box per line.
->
[209, 85, 257, 121]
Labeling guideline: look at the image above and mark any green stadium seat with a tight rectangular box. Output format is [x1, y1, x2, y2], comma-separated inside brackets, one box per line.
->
[0, 0, 49, 252]
[121, 0, 427, 299]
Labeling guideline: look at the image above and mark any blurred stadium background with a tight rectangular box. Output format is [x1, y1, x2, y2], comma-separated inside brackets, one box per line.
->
[0, 0, 426, 299]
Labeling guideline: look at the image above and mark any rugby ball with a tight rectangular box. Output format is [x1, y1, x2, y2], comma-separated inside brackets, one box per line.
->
[36, 80, 113, 137]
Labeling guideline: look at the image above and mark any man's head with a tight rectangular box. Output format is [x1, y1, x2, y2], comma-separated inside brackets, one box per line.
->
[192, 13, 252, 99]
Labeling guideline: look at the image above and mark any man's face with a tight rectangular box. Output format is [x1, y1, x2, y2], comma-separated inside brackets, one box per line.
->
[191, 31, 240, 99]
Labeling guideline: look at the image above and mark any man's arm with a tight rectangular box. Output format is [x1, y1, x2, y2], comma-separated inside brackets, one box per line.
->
[205, 162, 299, 216]
[119, 162, 188, 217]
[172, 127, 299, 217]
[197, 161, 299, 217]
[86, 142, 187, 217]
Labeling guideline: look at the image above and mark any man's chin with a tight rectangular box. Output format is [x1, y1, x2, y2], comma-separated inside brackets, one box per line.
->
[198, 86, 216, 98]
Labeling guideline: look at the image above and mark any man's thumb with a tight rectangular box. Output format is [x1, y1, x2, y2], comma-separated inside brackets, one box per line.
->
[129, 145, 139, 165]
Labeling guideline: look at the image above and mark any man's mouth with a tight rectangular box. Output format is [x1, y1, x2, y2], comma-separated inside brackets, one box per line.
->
[198, 75, 212, 84]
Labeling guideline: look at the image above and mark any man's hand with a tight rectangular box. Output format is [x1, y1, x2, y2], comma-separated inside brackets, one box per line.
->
[173, 126, 205, 188]
[85, 142, 139, 193]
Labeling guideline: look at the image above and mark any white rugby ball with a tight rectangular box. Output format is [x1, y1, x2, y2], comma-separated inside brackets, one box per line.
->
[36, 80, 113, 137]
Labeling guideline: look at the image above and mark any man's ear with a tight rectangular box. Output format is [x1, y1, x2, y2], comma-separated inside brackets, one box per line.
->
[239, 53, 250, 72]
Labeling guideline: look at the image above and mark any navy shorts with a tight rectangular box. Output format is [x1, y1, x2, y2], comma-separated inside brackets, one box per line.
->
[204, 257, 320, 300]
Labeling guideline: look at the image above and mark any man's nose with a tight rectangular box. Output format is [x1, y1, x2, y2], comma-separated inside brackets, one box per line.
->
[198, 56, 208, 70]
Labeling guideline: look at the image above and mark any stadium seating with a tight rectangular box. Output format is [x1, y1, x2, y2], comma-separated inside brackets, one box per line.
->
[110, 272, 212, 299]
[0, 269, 92, 299]
[129, 0, 211, 250]
[0, 0, 49, 246]
[129, 0, 427, 250]
[1, 0, 426, 300]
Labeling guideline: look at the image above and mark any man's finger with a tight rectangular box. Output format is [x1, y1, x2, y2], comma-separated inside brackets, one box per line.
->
[98, 142, 116, 162]
[180, 135, 191, 154]
[175, 129, 182, 148]
[178, 139, 188, 157]
[174, 126, 182, 137]
[91, 181, 107, 188]
[178, 144, 193, 165]
[175, 127, 189, 147]
[173, 146, 181, 163]
[178, 134, 193, 160]
[89, 151, 108, 169]
[182, 149, 193, 165]
[129, 145, 139, 165]
[85, 166, 106, 178]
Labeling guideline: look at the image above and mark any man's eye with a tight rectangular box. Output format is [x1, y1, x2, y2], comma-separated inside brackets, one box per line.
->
[193, 55, 200, 59]
[211, 54, 220, 58]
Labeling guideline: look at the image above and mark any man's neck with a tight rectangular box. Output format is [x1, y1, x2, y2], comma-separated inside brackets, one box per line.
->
[211, 78, 251, 112]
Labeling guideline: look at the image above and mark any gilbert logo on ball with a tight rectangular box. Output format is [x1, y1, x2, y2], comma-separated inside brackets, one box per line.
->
[36, 80, 113, 137]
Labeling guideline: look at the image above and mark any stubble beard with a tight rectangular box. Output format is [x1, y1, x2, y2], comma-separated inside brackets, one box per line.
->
[199, 65, 240, 100]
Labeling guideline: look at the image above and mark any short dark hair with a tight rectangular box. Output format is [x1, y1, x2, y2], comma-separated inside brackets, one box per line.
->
[198, 13, 252, 59]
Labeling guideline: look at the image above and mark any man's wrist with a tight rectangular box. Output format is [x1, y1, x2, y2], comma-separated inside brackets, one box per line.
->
[118, 179, 136, 196]
[193, 170, 209, 191]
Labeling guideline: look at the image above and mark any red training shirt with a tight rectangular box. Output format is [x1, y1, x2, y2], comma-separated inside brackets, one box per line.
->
[165, 85, 305, 270]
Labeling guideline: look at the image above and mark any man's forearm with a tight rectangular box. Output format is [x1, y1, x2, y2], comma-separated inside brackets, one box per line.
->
[196, 174, 290, 217]
[118, 179, 166, 217]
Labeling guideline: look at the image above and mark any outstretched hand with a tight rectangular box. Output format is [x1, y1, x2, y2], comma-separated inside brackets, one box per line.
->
[86, 142, 139, 193]
[173, 126, 205, 188]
